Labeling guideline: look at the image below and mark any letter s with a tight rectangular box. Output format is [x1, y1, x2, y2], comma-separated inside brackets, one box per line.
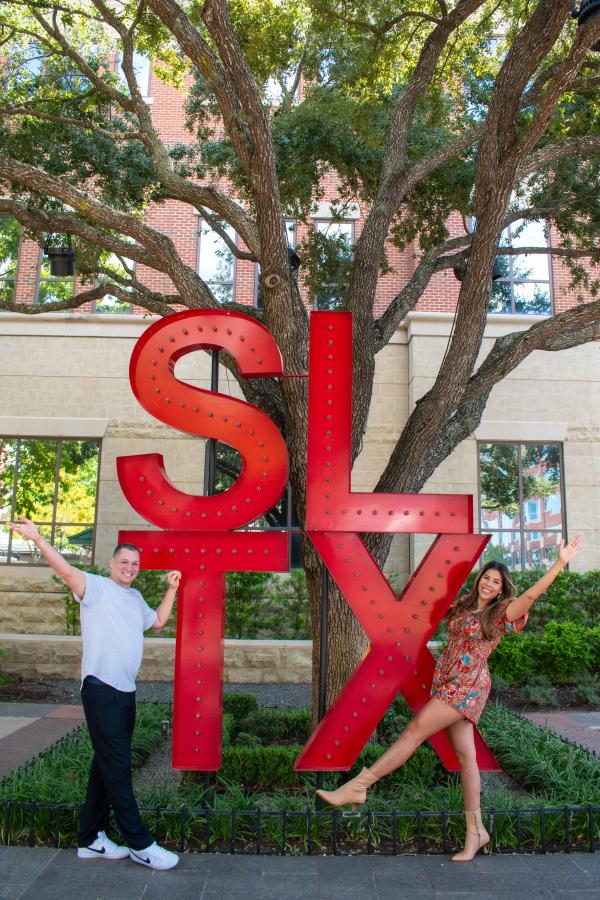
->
[117, 309, 289, 530]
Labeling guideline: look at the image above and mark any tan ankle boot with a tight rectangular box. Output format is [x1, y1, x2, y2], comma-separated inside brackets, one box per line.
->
[452, 808, 490, 862]
[316, 767, 378, 811]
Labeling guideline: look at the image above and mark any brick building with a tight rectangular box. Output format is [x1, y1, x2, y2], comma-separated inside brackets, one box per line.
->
[1, 57, 599, 677]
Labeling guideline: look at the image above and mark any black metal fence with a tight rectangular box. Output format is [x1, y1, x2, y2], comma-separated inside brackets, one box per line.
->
[2, 801, 599, 855]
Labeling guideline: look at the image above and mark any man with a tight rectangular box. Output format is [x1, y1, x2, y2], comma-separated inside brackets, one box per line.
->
[9, 515, 181, 871]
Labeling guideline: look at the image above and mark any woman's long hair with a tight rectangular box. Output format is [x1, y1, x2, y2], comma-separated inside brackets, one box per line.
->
[455, 562, 516, 640]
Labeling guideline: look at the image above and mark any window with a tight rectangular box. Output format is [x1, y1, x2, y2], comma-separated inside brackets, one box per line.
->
[313, 219, 354, 310]
[117, 50, 151, 97]
[0, 438, 101, 565]
[197, 220, 236, 304]
[479, 442, 564, 570]
[37, 248, 75, 305]
[0, 217, 20, 303]
[490, 220, 552, 315]
[94, 253, 133, 314]
[255, 219, 296, 308]
[211, 443, 302, 568]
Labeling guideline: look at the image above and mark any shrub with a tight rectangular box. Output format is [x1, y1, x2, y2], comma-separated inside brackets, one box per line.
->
[573, 671, 600, 707]
[223, 692, 258, 722]
[222, 713, 234, 747]
[218, 745, 309, 790]
[519, 675, 558, 707]
[235, 708, 311, 745]
[234, 731, 263, 747]
[266, 571, 310, 639]
[488, 633, 537, 684]
[489, 621, 600, 685]
[225, 571, 275, 639]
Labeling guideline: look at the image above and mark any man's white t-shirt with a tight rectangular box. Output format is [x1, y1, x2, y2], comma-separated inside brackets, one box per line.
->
[75, 572, 157, 692]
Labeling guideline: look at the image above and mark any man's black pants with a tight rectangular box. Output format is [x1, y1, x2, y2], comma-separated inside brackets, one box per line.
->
[78, 677, 153, 851]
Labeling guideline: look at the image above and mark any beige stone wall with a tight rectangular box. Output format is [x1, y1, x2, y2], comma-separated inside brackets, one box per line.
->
[0, 634, 312, 683]
[1, 310, 599, 644]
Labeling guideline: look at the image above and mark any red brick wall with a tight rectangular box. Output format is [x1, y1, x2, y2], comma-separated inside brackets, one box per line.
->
[7, 68, 597, 318]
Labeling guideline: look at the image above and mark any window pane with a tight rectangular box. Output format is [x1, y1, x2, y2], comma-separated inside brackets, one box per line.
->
[286, 219, 297, 248]
[315, 220, 353, 244]
[481, 532, 520, 568]
[513, 282, 551, 315]
[56, 440, 100, 524]
[522, 444, 561, 528]
[54, 524, 94, 566]
[489, 280, 512, 313]
[512, 253, 550, 282]
[95, 295, 133, 314]
[313, 220, 354, 310]
[96, 254, 134, 314]
[9, 523, 53, 565]
[479, 443, 520, 526]
[479, 441, 564, 571]
[524, 532, 562, 569]
[198, 221, 235, 303]
[117, 51, 151, 96]
[0, 218, 20, 278]
[491, 218, 551, 315]
[38, 253, 75, 305]
[15, 439, 58, 520]
[0, 437, 101, 565]
[0, 439, 17, 523]
[38, 279, 75, 304]
[510, 219, 548, 249]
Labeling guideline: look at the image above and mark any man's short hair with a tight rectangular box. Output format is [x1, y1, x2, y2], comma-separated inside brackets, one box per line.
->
[112, 542, 141, 558]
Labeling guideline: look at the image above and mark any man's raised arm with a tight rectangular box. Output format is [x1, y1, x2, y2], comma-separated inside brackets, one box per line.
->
[8, 515, 86, 598]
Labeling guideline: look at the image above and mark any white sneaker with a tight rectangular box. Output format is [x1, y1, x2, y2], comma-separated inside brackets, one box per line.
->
[77, 830, 129, 860]
[129, 842, 179, 870]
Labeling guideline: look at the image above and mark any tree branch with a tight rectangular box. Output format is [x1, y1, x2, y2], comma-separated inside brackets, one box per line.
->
[0, 105, 141, 142]
[0, 154, 219, 307]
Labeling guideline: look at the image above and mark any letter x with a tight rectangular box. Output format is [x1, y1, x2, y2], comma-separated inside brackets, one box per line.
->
[294, 312, 499, 772]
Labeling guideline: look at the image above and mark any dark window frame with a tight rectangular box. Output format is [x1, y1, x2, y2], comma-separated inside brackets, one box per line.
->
[490, 220, 554, 316]
[312, 218, 355, 311]
[0, 435, 102, 567]
[477, 439, 567, 571]
[197, 219, 237, 305]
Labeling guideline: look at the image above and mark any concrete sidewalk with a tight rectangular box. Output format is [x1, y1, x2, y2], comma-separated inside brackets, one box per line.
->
[524, 711, 600, 756]
[0, 702, 85, 778]
[2, 845, 600, 899]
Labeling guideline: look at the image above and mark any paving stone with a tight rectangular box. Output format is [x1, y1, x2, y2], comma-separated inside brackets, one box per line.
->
[0, 703, 55, 718]
[0, 716, 84, 777]
[0, 846, 59, 883]
[0, 886, 28, 900]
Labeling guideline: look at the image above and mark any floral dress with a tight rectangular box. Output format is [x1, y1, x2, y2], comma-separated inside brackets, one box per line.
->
[430, 598, 527, 724]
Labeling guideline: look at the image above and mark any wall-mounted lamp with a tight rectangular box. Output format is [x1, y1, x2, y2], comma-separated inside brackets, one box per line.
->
[44, 234, 76, 276]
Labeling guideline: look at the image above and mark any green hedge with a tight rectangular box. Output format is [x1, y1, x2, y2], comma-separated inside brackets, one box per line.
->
[489, 620, 600, 684]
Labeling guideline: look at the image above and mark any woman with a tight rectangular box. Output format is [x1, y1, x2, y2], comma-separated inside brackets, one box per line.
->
[316, 536, 582, 861]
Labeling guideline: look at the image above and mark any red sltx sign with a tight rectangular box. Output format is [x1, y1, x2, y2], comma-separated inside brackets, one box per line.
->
[118, 309, 498, 772]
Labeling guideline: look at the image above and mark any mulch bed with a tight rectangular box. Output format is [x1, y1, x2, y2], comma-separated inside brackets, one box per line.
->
[0, 677, 76, 704]
[0, 677, 594, 713]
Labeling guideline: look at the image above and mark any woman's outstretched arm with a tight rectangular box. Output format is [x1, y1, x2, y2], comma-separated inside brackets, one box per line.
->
[505, 536, 582, 622]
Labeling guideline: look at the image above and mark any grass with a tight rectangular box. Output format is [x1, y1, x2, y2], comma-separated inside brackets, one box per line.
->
[2, 697, 600, 853]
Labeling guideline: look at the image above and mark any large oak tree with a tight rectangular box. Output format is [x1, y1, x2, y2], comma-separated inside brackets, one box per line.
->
[1, 0, 600, 713]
